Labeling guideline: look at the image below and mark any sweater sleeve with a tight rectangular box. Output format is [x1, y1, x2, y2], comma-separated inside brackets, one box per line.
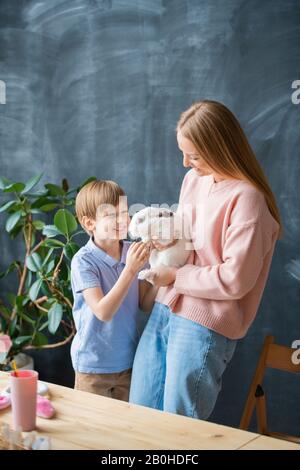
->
[174, 220, 275, 301]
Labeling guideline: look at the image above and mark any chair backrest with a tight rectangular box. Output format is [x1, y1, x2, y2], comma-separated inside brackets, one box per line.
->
[240, 335, 300, 444]
[265, 341, 300, 373]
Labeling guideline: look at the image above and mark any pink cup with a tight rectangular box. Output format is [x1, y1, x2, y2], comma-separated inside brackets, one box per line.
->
[10, 370, 38, 431]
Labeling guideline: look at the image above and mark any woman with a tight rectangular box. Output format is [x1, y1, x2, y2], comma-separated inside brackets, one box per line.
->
[129, 100, 281, 419]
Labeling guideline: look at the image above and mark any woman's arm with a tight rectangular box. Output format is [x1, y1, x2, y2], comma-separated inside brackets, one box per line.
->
[139, 280, 159, 313]
[153, 222, 277, 300]
[174, 223, 266, 300]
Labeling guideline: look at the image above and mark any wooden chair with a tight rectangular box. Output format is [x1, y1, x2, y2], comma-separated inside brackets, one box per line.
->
[240, 335, 300, 444]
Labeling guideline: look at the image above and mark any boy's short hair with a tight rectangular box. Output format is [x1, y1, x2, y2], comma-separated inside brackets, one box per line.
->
[75, 180, 126, 231]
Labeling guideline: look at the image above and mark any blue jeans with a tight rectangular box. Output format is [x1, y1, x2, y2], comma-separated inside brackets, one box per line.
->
[129, 301, 237, 419]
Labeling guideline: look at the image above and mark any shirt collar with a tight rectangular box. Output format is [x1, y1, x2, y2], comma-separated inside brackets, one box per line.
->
[87, 238, 130, 267]
[209, 174, 241, 193]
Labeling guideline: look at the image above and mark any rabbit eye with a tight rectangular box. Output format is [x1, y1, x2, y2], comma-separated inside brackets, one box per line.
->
[159, 211, 173, 217]
[137, 216, 145, 223]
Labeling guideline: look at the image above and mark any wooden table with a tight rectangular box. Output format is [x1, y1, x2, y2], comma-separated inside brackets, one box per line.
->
[0, 372, 299, 450]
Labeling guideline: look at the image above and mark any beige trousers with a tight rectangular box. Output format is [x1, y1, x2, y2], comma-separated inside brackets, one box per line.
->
[74, 368, 132, 402]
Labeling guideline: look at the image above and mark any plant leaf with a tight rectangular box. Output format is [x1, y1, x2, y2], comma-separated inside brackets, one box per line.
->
[32, 332, 48, 347]
[13, 336, 32, 347]
[18, 313, 35, 325]
[10, 224, 23, 239]
[45, 259, 56, 274]
[5, 211, 22, 232]
[63, 242, 79, 261]
[26, 190, 48, 198]
[7, 293, 16, 307]
[30, 208, 42, 214]
[32, 220, 45, 230]
[54, 209, 77, 238]
[32, 197, 53, 209]
[29, 278, 43, 301]
[24, 270, 32, 290]
[0, 261, 19, 279]
[41, 247, 55, 267]
[45, 183, 65, 196]
[30, 231, 36, 248]
[9, 317, 17, 336]
[38, 321, 49, 332]
[0, 315, 7, 332]
[3, 182, 25, 193]
[70, 230, 86, 239]
[48, 302, 63, 334]
[42, 224, 61, 238]
[56, 259, 68, 281]
[62, 179, 69, 192]
[26, 252, 42, 272]
[0, 176, 11, 190]
[42, 239, 65, 248]
[0, 200, 17, 213]
[21, 173, 43, 195]
[39, 203, 59, 212]
[16, 294, 27, 311]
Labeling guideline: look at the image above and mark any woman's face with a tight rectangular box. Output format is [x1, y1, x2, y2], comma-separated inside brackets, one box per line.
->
[177, 130, 224, 181]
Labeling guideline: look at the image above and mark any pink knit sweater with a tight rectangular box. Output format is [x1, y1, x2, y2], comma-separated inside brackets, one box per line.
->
[155, 169, 279, 339]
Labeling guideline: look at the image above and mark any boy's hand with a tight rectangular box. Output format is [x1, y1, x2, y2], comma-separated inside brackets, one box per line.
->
[151, 238, 168, 251]
[151, 237, 178, 251]
[125, 241, 151, 276]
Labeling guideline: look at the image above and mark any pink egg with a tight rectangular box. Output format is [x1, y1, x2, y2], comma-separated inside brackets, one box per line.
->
[36, 395, 55, 419]
[0, 394, 11, 410]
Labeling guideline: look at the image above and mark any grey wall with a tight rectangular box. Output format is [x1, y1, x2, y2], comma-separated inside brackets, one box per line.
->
[0, 0, 299, 434]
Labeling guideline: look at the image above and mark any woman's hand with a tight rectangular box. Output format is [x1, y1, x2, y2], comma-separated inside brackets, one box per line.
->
[151, 265, 178, 287]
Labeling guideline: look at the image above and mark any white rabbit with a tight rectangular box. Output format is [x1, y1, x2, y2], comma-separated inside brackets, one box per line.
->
[129, 206, 192, 284]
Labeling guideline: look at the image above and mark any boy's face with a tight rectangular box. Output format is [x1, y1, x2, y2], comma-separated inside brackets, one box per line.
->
[93, 199, 130, 241]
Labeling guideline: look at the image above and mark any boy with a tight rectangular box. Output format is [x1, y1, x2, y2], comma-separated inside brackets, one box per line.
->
[71, 180, 158, 401]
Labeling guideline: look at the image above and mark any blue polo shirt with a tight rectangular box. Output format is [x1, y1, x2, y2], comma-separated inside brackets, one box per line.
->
[70, 238, 144, 373]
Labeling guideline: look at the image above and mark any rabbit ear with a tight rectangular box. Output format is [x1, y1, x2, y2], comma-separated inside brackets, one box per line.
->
[129, 210, 148, 239]
[128, 227, 139, 239]
[128, 215, 139, 238]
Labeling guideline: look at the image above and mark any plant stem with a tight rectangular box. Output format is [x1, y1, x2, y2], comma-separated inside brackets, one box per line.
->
[24, 327, 75, 350]
[52, 287, 73, 310]
[44, 278, 73, 310]
[34, 296, 48, 305]
[33, 302, 48, 313]
[31, 238, 45, 253]
[52, 249, 64, 282]
[16, 262, 22, 281]
[10, 215, 33, 323]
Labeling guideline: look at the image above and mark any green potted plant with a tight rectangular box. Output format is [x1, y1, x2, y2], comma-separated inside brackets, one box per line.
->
[0, 174, 95, 371]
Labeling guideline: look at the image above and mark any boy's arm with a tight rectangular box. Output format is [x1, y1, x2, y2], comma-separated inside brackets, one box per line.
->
[139, 280, 159, 313]
[82, 241, 151, 322]
[83, 267, 137, 322]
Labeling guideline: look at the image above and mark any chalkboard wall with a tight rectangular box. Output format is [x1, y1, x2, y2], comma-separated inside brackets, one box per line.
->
[0, 0, 299, 434]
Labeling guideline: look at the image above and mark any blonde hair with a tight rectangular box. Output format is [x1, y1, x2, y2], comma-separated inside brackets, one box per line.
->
[75, 180, 126, 234]
[177, 100, 282, 237]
